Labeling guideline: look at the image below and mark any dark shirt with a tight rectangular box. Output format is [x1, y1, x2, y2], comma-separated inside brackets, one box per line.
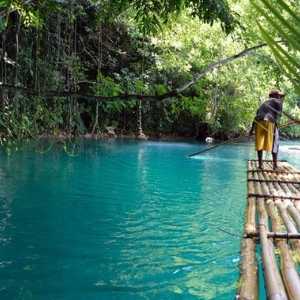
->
[255, 98, 283, 123]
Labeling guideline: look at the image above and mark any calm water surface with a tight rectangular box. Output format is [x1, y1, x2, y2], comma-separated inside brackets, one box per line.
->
[0, 139, 300, 300]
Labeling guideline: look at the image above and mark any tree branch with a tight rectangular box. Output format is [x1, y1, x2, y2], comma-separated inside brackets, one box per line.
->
[175, 43, 268, 94]
[0, 42, 270, 102]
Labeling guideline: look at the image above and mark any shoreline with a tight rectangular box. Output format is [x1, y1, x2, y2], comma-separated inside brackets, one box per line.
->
[36, 132, 201, 142]
[1, 131, 299, 145]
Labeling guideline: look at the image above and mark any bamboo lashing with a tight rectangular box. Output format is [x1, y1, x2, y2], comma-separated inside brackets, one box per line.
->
[247, 170, 300, 174]
[248, 194, 300, 201]
[248, 179, 300, 185]
[245, 232, 300, 239]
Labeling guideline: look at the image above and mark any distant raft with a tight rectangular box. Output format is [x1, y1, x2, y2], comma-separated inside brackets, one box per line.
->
[236, 160, 300, 300]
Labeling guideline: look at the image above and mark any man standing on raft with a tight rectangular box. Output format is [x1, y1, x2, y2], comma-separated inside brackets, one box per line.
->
[249, 90, 285, 170]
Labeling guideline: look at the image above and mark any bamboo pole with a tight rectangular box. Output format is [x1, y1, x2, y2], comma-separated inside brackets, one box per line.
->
[238, 237, 258, 300]
[237, 162, 258, 300]
[258, 172, 269, 194]
[257, 197, 288, 299]
[294, 200, 300, 214]
[245, 196, 256, 235]
[276, 200, 300, 252]
[268, 181, 278, 197]
[276, 201, 297, 233]
[287, 203, 300, 230]
[283, 168, 300, 212]
[257, 173, 287, 299]
[276, 182, 287, 197]
[257, 174, 287, 300]
[288, 183, 300, 196]
[266, 161, 273, 170]
[282, 182, 295, 198]
[247, 165, 257, 235]
[282, 164, 298, 172]
[266, 200, 300, 299]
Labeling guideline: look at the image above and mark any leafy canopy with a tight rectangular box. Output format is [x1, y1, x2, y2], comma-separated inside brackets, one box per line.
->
[104, 0, 236, 33]
[0, 0, 235, 33]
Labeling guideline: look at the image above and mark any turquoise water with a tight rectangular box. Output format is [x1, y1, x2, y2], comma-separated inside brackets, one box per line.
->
[0, 140, 300, 300]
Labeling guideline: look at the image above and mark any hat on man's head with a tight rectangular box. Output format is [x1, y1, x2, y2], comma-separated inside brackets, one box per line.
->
[269, 89, 285, 98]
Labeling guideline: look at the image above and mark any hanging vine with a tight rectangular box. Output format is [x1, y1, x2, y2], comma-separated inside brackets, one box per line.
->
[92, 23, 102, 135]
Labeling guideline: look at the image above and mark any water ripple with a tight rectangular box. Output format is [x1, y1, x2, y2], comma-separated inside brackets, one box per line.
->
[0, 140, 300, 299]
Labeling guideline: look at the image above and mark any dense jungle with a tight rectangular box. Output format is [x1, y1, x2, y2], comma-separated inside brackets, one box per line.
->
[0, 0, 299, 143]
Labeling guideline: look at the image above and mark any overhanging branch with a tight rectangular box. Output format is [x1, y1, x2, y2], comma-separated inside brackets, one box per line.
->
[0, 42, 270, 102]
[175, 43, 268, 94]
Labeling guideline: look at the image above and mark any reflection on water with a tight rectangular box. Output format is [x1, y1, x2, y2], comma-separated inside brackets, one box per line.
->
[0, 139, 299, 300]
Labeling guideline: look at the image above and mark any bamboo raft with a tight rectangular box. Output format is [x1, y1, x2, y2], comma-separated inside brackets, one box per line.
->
[237, 160, 300, 300]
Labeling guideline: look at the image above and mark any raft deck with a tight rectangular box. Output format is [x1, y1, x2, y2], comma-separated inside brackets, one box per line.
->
[237, 160, 300, 300]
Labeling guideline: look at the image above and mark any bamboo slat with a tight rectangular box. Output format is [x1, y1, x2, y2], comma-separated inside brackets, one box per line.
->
[267, 200, 300, 299]
[245, 197, 256, 235]
[237, 162, 258, 300]
[256, 176, 287, 299]
[287, 203, 300, 231]
[257, 198, 288, 299]
[276, 201, 297, 233]
[238, 237, 258, 300]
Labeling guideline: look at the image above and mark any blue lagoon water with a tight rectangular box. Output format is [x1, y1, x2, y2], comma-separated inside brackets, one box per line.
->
[0, 140, 300, 300]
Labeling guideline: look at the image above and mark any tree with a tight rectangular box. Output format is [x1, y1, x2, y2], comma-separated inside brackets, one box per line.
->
[101, 0, 236, 34]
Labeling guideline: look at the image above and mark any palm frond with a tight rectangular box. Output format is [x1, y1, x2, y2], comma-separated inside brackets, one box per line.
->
[253, 0, 300, 94]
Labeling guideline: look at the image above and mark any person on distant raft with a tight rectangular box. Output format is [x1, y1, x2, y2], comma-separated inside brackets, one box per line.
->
[249, 89, 285, 170]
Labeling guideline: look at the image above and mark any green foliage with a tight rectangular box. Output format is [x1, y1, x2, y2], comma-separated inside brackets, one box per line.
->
[94, 73, 122, 97]
[0, 0, 47, 29]
[153, 83, 168, 96]
[99, 0, 236, 34]
[253, 0, 300, 94]
[145, 9, 287, 135]
[1, 0, 236, 34]
[0, 0, 299, 140]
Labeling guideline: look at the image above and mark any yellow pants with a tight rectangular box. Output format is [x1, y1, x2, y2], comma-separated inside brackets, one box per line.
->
[255, 120, 275, 152]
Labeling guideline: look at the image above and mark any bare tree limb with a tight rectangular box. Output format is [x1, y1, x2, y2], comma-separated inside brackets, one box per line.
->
[175, 43, 268, 94]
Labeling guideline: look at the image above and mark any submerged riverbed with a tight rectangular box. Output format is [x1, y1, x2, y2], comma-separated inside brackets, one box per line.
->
[0, 140, 300, 300]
